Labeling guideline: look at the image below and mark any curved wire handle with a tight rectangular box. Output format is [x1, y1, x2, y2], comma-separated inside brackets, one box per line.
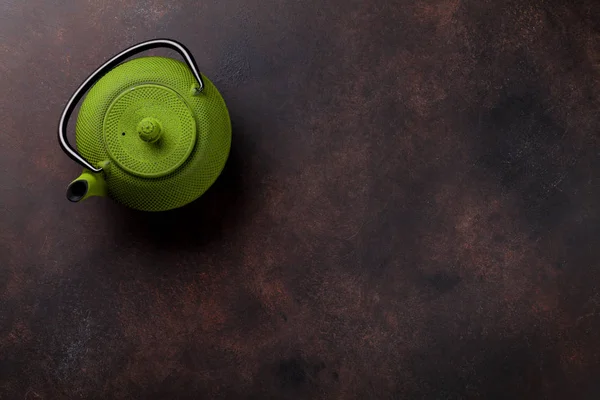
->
[58, 39, 204, 172]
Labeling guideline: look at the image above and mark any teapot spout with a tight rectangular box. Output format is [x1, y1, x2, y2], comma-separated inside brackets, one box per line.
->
[66, 170, 107, 202]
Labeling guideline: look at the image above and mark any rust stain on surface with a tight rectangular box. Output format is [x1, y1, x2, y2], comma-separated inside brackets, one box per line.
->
[1, 0, 600, 398]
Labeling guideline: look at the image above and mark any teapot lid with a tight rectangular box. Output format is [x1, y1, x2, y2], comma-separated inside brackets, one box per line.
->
[103, 84, 196, 178]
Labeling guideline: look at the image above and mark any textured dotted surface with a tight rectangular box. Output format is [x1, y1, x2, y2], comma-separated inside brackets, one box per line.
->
[76, 57, 231, 211]
[103, 84, 197, 178]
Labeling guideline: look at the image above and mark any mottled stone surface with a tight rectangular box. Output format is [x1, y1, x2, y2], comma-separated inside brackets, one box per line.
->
[1, 0, 600, 398]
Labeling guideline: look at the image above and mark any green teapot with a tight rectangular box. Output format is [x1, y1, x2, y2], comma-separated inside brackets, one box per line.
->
[59, 39, 231, 211]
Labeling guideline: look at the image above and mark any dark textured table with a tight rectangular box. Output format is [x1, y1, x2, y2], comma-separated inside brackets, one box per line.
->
[2, 0, 600, 398]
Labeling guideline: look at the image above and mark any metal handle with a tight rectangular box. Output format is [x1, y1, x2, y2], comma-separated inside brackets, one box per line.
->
[58, 39, 205, 172]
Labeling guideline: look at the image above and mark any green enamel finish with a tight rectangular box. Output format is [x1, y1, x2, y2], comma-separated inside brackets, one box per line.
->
[74, 56, 232, 211]
[103, 84, 197, 178]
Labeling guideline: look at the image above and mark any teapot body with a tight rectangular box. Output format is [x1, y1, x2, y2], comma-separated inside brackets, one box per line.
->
[60, 40, 231, 211]
[75, 57, 231, 211]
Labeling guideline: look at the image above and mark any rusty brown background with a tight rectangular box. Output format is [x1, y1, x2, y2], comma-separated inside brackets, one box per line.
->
[2, 0, 600, 398]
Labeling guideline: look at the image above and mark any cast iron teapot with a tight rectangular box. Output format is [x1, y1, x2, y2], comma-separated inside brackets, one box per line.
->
[58, 39, 231, 211]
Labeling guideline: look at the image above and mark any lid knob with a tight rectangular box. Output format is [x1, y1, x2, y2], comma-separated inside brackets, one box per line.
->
[137, 117, 162, 143]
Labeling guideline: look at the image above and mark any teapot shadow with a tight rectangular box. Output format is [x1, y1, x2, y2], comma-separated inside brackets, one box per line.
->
[108, 137, 247, 249]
